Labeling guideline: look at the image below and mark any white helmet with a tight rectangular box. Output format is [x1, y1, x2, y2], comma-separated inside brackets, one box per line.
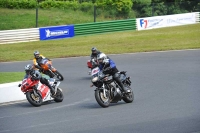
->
[97, 53, 107, 64]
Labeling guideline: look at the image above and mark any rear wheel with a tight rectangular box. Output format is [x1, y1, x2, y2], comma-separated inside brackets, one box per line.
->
[95, 89, 110, 108]
[54, 88, 64, 102]
[26, 91, 42, 107]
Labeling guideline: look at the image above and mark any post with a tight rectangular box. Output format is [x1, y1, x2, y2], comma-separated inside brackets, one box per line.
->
[152, 2, 154, 16]
[94, 5, 96, 22]
[36, 0, 39, 27]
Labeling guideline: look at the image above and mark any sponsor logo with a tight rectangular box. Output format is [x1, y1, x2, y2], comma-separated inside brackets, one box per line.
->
[140, 19, 148, 28]
[45, 29, 69, 38]
[140, 18, 163, 29]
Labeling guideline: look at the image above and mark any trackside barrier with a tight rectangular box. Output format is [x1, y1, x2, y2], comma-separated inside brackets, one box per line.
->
[0, 81, 26, 104]
[136, 12, 199, 30]
[0, 28, 39, 44]
[196, 12, 200, 23]
[39, 25, 75, 40]
[74, 19, 137, 36]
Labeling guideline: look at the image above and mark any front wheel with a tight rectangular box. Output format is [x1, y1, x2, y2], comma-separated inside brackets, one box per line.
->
[26, 91, 42, 107]
[54, 88, 64, 102]
[123, 86, 134, 103]
[54, 70, 64, 81]
[95, 89, 110, 108]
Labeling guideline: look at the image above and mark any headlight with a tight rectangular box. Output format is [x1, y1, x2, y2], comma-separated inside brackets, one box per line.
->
[92, 77, 98, 82]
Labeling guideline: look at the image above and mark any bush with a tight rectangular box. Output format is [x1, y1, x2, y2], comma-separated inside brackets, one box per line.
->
[80, 2, 93, 12]
[0, 0, 36, 9]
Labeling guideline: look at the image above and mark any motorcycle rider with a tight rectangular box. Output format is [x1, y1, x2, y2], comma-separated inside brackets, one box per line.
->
[90, 47, 102, 68]
[33, 50, 51, 72]
[23, 64, 56, 96]
[97, 53, 130, 94]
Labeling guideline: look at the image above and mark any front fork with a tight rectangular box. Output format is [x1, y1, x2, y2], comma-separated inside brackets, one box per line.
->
[33, 87, 42, 98]
[96, 84, 109, 99]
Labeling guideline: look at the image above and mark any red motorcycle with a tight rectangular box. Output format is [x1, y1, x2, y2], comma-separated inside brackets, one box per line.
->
[19, 76, 64, 107]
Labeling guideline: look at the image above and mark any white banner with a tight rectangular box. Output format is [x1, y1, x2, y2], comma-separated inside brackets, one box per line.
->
[137, 12, 196, 30]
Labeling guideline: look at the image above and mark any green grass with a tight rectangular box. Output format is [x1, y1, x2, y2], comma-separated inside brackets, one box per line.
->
[0, 72, 51, 84]
[0, 8, 121, 30]
[0, 72, 24, 84]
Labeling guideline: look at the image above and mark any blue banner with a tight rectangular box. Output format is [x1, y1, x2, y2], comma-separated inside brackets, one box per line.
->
[39, 25, 74, 40]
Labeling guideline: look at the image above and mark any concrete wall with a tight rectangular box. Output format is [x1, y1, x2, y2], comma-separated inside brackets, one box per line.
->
[0, 81, 26, 104]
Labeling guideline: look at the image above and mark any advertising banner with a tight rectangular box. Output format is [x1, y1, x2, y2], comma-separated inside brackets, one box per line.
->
[39, 25, 74, 40]
[137, 13, 196, 30]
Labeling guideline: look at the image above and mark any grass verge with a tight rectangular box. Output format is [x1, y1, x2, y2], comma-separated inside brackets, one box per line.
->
[0, 72, 24, 84]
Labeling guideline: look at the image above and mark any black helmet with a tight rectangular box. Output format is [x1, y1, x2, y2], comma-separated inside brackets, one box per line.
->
[24, 64, 33, 75]
[91, 47, 98, 55]
[34, 50, 40, 59]
[91, 47, 98, 52]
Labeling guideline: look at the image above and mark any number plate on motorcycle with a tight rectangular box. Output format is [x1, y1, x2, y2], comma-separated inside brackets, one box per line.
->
[91, 67, 99, 76]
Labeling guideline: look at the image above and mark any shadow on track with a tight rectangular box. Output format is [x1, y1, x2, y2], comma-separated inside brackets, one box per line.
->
[78, 101, 131, 109]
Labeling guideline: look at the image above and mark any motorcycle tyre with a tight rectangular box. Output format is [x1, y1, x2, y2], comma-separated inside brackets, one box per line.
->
[54, 70, 64, 81]
[123, 86, 134, 103]
[26, 91, 42, 107]
[54, 88, 64, 102]
[95, 89, 110, 108]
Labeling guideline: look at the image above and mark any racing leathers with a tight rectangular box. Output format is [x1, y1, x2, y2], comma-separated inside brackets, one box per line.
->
[33, 54, 46, 70]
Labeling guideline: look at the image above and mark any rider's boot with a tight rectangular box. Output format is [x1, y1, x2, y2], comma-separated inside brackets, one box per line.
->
[47, 84, 56, 96]
[118, 81, 129, 93]
[115, 78, 130, 93]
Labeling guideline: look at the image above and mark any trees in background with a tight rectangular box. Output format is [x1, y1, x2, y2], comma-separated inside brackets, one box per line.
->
[133, 0, 200, 17]
[0, 0, 199, 18]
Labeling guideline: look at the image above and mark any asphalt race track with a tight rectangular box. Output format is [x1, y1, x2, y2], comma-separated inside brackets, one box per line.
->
[0, 49, 200, 133]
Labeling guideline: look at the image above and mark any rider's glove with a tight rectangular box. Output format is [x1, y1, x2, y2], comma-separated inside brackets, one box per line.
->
[35, 65, 42, 69]
[46, 58, 51, 61]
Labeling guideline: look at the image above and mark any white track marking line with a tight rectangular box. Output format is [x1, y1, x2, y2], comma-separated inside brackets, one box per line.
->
[0, 100, 27, 107]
